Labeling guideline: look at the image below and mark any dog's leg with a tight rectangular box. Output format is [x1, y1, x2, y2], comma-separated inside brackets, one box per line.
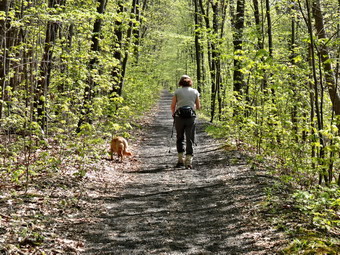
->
[110, 149, 113, 161]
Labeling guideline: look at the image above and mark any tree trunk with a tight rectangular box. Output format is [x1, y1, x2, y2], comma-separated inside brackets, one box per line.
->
[118, 0, 138, 96]
[232, 0, 245, 94]
[252, 0, 263, 50]
[312, 0, 340, 184]
[337, 0, 340, 186]
[34, 0, 66, 131]
[133, 0, 141, 62]
[210, 0, 218, 122]
[218, 0, 227, 120]
[265, 0, 273, 57]
[198, 0, 216, 120]
[312, 0, 340, 116]
[207, 0, 227, 122]
[77, 0, 107, 132]
[289, 3, 299, 141]
[0, 0, 21, 119]
[197, 0, 210, 98]
[34, 18, 59, 130]
[112, 1, 124, 96]
[194, 0, 202, 94]
[0, 0, 8, 119]
[306, 0, 326, 184]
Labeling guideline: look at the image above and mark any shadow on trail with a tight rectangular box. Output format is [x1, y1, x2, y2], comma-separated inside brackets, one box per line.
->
[81, 91, 283, 254]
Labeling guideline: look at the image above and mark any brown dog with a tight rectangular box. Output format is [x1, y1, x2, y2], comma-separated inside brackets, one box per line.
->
[110, 136, 132, 162]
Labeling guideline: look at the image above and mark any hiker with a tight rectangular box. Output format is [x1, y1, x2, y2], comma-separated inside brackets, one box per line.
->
[171, 75, 201, 169]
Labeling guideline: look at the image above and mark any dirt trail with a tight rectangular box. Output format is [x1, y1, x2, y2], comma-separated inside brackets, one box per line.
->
[81, 91, 284, 254]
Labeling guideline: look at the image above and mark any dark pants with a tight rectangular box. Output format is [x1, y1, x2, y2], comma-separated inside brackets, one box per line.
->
[175, 116, 196, 155]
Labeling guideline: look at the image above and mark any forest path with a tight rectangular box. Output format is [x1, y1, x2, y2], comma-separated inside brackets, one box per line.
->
[81, 90, 284, 254]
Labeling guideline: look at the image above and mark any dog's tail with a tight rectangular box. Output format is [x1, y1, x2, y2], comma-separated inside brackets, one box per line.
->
[124, 151, 132, 156]
[122, 139, 133, 156]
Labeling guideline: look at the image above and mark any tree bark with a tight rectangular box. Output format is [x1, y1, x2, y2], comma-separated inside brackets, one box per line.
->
[289, 3, 298, 140]
[233, 0, 245, 94]
[112, 1, 124, 96]
[0, 0, 8, 119]
[312, 0, 340, 116]
[312, 0, 340, 184]
[133, 0, 141, 62]
[77, 0, 107, 132]
[34, 0, 66, 130]
[194, 0, 202, 94]
[306, 0, 326, 184]
[210, 0, 218, 122]
[265, 0, 273, 57]
[118, 0, 138, 96]
[34, 19, 59, 130]
[0, 0, 22, 119]
[251, 0, 266, 106]
[252, 0, 263, 50]
[208, 0, 226, 122]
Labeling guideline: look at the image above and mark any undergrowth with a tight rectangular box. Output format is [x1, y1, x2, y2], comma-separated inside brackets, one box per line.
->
[0, 79, 162, 254]
[206, 122, 340, 254]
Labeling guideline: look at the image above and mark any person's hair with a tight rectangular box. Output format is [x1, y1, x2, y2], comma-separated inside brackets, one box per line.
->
[178, 75, 193, 87]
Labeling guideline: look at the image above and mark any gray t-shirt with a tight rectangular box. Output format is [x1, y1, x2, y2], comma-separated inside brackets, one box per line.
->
[174, 87, 200, 110]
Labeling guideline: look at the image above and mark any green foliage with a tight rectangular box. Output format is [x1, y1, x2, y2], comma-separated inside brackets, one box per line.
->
[205, 123, 230, 138]
[0, 0, 169, 182]
[293, 186, 340, 231]
[283, 233, 339, 255]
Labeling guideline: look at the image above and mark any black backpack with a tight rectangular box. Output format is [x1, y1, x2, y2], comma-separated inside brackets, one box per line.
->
[175, 106, 196, 118]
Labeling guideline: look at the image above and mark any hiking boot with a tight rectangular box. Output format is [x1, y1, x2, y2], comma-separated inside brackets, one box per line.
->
[185, 154, 193, 169]
[175, 152, 184, 168]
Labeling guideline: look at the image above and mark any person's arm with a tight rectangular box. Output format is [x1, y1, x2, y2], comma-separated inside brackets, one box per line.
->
[195, 96, 201, 110]
[171, 95, 177, 116]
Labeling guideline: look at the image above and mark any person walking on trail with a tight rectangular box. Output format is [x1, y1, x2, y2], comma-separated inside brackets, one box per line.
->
[171, 75, 201, 169]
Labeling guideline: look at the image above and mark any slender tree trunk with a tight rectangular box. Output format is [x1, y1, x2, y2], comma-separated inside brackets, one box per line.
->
[265, 0, 276, 101]
[118, 0, 138, 96]
[306, 0, 326, 184]
[206, 0, 226, 122]
[312, 0, 340, 116]
[210, 0, 218, 122]
[33, 0, 64, 131]
[265, 0, 273, 57]
[77, 0, 107, 132]
[252, 0, 263, 50]
[309, 56, 317, 184]
[194, 0, 202, 94]
[337, 0, 340, 185]
[133, 0, 141, 62]
[232, 0, 245, 94]
[256, 0, 268, 93]
[112, 1, 124, 96]
[289, 3, 299, 141]
[0, 0, 21, 120]
[312, 0, 340, 184]
[0, 0, 8, 119]
[198, 0, 215, 119]
[34, 17, 59, 130]
[218, 0, 227, 120]
[111, 0, 140, 96]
